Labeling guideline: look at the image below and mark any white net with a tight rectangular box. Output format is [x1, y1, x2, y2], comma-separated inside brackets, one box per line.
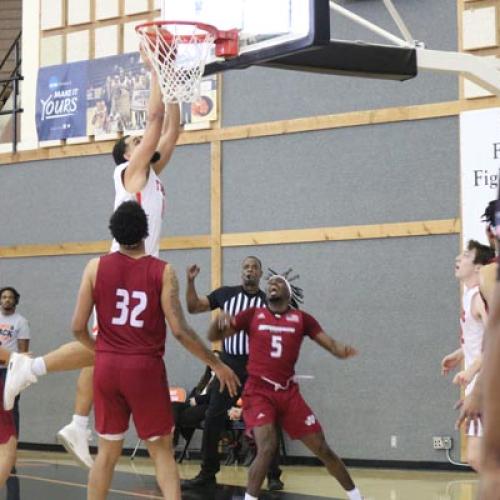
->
[136, 22, 216, 104]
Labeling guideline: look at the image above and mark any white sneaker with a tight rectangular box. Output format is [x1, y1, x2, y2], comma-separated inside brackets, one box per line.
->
[3, 352, 37, 411]
[56, 422, 94, 469]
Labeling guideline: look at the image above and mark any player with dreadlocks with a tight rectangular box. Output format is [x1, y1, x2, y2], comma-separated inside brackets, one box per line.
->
[207, 271, 363, 500]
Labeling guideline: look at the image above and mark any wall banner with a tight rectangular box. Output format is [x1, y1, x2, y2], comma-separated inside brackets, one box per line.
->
[36, 54, 219, 141]
[460, 107, 500, 246]
[36, 61, 88, 140]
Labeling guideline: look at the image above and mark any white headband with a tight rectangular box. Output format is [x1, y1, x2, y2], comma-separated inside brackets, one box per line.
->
[268, 274, 292, 298]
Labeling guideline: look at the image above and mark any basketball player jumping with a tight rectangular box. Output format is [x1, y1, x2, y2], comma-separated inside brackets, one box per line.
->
[3, 54, 180, 469]
[208, 273, 363, 500]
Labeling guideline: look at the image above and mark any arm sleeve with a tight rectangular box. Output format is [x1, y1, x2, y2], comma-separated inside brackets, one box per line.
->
[232, 307, 256, 334]
[302, 311, 322, 339]
[17, 317, 30, 340]
[207, 287, 224, 311]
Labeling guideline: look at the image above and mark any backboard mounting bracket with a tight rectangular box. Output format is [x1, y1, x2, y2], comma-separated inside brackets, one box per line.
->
[329, 0, 500, 95]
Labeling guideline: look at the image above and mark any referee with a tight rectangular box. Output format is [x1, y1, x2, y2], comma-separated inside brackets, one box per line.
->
[182, 256, 283, 491]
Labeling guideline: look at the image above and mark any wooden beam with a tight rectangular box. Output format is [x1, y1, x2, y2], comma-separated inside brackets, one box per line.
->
[0, 219, 459, 259]
[210, 140, 222, 291]
[221, 219, 461, 247]
[0, 235, 211, 259]
[4, 97, 500, 165]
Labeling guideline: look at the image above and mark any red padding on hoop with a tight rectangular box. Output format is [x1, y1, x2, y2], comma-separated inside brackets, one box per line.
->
[215, 29, 240, 58]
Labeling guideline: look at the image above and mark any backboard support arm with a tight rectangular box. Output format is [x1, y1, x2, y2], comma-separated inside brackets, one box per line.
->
[330, 0, 500, 95]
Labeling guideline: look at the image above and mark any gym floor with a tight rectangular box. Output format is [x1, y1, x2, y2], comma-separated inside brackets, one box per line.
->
[0, 451, 478, 499]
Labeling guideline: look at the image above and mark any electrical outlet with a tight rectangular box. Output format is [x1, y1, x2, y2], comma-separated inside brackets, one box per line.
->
[433, 436, 453, 450]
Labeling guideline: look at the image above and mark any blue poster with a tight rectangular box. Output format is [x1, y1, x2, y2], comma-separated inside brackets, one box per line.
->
[36, 61, 89, 140]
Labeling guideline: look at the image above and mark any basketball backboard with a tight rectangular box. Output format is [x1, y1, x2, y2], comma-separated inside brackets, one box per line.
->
[161, 0, 331, 74]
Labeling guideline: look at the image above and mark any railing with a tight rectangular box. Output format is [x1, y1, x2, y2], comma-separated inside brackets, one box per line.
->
[0, 31, 23, 153]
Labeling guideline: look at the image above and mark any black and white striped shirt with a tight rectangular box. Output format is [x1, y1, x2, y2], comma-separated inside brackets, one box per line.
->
[207, 286, 266, 356]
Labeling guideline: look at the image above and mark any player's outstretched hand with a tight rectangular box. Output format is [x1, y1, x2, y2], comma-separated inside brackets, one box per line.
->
[213, 362, 241, 398]
[336, 343, 358, 359]
[186, 264, 200, 281]
[441, 353, 461, 375]
[455, 392, 482, 433]
[139, 43, 154, 71]
[453, 369, 474, 387]
[217, 312, 232, 332]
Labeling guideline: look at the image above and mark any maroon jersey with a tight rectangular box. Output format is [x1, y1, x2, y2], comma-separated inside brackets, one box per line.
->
[94, 252, 167, 356]
[233, 307, 322, 386]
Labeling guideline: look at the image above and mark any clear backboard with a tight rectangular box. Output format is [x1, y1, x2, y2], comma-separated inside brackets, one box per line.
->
[161, 0, 331, 74]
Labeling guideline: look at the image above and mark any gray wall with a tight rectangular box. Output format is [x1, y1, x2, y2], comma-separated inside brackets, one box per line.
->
[223, 0, 457, 126]
[0, 0, 463, 463]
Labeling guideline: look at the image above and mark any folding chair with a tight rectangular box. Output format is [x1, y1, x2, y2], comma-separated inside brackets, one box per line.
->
[130, 386, 187, 460]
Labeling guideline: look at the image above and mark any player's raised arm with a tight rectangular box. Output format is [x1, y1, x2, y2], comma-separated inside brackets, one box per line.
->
[161, 264, 240, 397]
[186, 264, 211, 314]
[71, 258, 99, 352]
[151, 103, 181, 175]
[123, 65, 165, 193]
[312, 331, 358, 360]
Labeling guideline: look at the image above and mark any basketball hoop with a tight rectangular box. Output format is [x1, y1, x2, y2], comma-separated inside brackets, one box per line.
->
[136, 20, 238, 103]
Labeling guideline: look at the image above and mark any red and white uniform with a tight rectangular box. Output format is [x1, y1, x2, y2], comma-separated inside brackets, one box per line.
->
[460, 285, 484, 436]
[110, 162, 166, 257]
[233, 307, 323, 439]
[0, 377, 16, 444]
[93, 252, 173, 440]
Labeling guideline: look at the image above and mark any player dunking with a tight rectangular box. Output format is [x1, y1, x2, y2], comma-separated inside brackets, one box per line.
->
[4, 54, 181, 469]
[72, 201, 239, 500]
[58, 51, 181, 465]
[209, 273, 363, 500]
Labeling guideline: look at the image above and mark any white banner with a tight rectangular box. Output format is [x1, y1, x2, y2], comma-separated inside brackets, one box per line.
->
[460, 107, 500, 246]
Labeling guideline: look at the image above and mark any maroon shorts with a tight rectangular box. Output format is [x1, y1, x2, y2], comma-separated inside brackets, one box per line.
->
[0, 378, 16, 444]
[94, 353, 173, 440]
[242, 378, 322, 440]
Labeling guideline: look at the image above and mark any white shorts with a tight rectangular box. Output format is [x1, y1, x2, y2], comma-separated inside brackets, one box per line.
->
[466, 420, 483, 437]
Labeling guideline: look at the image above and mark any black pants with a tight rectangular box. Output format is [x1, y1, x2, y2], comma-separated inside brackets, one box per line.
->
[172, 401, 207, 446]
[199, 353, 281, 480]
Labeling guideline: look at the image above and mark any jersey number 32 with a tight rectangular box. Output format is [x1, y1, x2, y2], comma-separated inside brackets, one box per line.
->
[112, 288, 148, 328]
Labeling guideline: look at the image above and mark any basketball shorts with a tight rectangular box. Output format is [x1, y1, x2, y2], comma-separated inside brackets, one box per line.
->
[242, 378, 322, 440]
[467, 420, 483, 437]
[0, 377, 16, 444]
[94, 353, 173, 440]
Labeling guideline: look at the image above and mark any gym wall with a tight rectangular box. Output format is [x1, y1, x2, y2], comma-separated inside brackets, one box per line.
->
[0, 0, 496, 461]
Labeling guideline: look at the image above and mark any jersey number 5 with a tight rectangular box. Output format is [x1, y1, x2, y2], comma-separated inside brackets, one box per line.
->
[270, 335, 283, 358]
[112, 289, 148, 327]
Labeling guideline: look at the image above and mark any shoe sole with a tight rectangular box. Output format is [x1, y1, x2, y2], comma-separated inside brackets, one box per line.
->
[56, 432, 93, 470]
[3, 356, 19, 411]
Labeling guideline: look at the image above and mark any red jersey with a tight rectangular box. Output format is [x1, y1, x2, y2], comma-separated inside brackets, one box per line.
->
[94, 252, 167, 356]
[233, 307, 322, 386]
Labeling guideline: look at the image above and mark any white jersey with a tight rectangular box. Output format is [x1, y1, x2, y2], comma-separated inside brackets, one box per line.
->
[460, 286, 484, 395]
[0, 311, 30, 354]
[110, 162, 166, 257]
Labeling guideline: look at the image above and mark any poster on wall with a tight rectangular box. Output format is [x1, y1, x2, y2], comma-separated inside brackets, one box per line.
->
[181, 75, 218, 131]
[87, 53, 150, 136]
[460, 107, 500, 246]
[36, 61, 88, 140]
[36, 54, 219, 141]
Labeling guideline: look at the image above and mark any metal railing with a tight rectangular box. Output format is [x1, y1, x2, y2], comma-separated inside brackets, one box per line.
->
[0, 31, 23, 153]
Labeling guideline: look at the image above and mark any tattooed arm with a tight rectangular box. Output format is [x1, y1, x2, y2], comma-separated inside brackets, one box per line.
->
[161, 264, 240, 396]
